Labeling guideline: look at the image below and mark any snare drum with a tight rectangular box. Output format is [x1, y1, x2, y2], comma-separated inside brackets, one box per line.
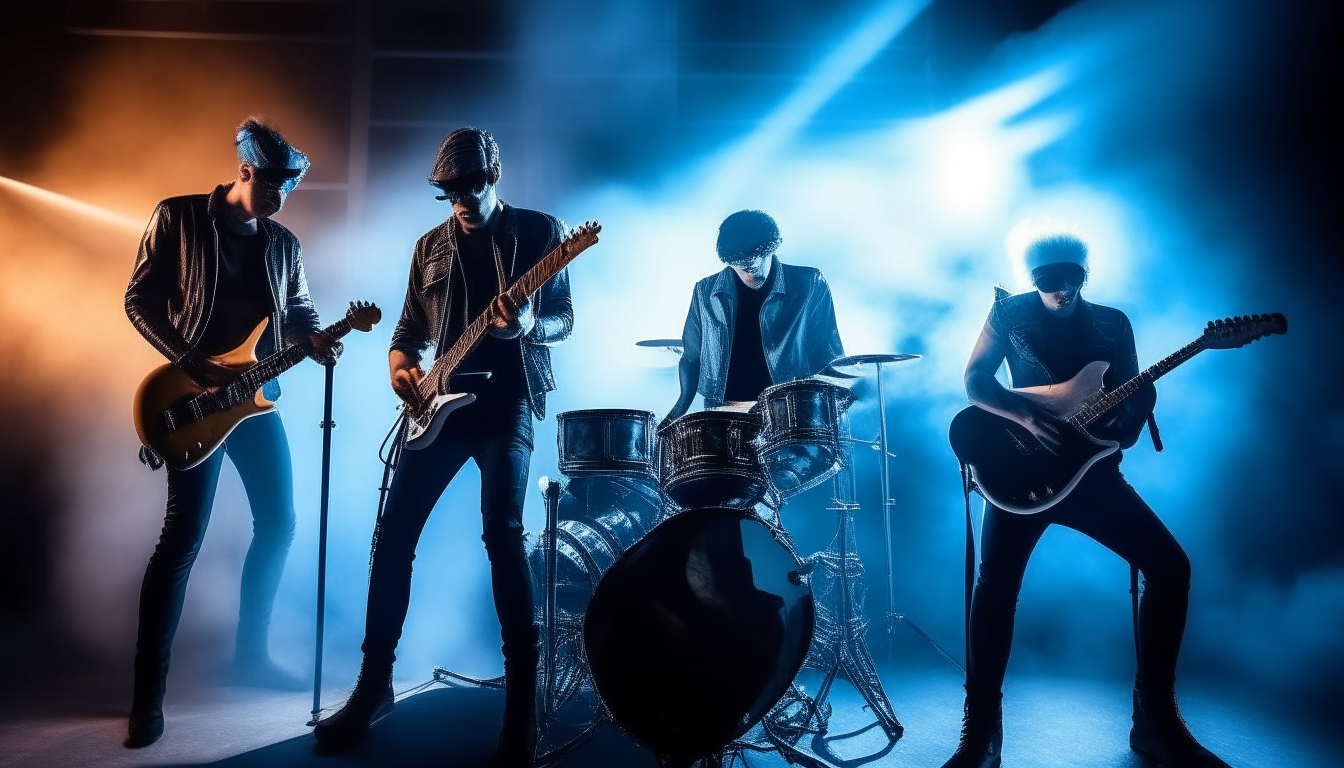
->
[658, 410, 767, 509]
[756, 378, 855, 497]
[557, 408, 658, 477]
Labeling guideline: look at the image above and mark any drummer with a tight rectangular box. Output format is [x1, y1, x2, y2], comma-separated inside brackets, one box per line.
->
[665, 209, 846, 423]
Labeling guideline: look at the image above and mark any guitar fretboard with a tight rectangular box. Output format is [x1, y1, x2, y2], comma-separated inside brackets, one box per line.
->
[417, 234, 585, 400]
[1067, 337, 1205, 429]
[192, 317, 354, 417]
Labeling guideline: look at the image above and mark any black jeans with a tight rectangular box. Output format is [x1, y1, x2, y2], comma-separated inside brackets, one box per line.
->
[967, 460, 1191, 699]
[362, 398, 536, 669]
[133, 411, 297, 694]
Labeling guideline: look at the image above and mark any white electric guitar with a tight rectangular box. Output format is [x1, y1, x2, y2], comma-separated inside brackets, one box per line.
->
[403, 221, 601, 449]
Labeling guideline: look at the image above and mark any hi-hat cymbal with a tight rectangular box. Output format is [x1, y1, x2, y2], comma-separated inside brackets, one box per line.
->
[635, 338, 684, 349]
[828, 353, 922, 368]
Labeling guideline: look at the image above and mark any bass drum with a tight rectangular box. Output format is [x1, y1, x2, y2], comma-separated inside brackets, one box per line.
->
[583, 507, 815, 764]
[528, 474, 668, 614]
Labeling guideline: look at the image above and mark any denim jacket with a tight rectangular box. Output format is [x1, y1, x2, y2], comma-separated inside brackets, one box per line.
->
[389, 203, 572, 420]
[125, 183, 322, 402]
[680, 258, 844, 407]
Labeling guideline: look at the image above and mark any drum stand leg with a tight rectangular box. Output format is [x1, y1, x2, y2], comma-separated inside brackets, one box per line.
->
[797, 458, 903, 757]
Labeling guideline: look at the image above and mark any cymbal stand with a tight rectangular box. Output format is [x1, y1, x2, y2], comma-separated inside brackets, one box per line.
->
[857, 362, 964, 672]
[798, 444, 903, 750]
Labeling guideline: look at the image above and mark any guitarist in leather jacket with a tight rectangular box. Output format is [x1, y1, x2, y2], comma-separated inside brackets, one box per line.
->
[939, 233, 1230, 768]
[313, 127, 571, 768]
[122, 119, 341, 748]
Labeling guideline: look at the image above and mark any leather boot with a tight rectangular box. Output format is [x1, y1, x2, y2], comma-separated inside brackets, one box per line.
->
[312, 658, 395, 753]
[494, 632, 539, 768]
[1130, 686, 1231, 768]
[125, 658, 167, 748]
[939, 690, 1003, 768]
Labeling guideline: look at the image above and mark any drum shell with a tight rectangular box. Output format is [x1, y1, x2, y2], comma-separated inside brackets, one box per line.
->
[756, 379, 854, 498]
[658, 410, 768, 509]
[583, 507, 815, 762]
[557, 408, 658, 477]
[529, 473, 667, 614]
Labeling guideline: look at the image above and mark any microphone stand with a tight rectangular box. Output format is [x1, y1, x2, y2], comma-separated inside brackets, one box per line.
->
[308, 358, 337, 726]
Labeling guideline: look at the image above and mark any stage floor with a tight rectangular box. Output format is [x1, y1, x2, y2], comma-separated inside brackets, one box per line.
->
[0, 663, 1336, 768]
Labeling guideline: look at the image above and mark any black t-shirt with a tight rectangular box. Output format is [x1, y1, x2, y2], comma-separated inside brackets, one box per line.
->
[450, 222, 528, 401]
[198, 226, 273, 356]
[723, 265, 777, 402]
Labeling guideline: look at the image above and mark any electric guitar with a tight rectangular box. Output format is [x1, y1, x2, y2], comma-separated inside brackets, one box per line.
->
[403, 221, 601, 450]
[950, 312, 1288, 514]
[133, 301, 382, 471]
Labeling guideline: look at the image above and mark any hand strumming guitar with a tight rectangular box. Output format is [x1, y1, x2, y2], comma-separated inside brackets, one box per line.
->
[390, 349, 427, 413]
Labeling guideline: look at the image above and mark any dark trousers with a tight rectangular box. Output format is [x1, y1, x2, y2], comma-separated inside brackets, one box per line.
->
[967, 461, 1191, 699]
[362, 398, 537, 669]
[133, 411, 297, 695]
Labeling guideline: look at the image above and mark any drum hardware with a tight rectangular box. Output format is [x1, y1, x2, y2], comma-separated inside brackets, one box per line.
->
[826, 353, 956, 660]
[796, 446, 904, 757]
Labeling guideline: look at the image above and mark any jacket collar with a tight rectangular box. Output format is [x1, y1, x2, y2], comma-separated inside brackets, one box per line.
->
[711, 256, 786, 297]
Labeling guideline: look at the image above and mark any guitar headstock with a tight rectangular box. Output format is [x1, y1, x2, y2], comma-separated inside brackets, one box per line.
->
[563, 220, 602, 255]
[346, 300, 383, 333]
[1200, 312, 1288, 350]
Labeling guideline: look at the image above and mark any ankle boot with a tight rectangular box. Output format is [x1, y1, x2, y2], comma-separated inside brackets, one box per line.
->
[939, 691, 1002, 768]
[125, 659, 167, 748]
[312, 658, 395, 753]
[1130, 686, 1231, 768]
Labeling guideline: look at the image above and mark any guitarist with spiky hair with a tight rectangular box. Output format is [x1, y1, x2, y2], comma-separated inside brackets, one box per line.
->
[123, 118, 342, 748]
[939, 233, 1231, 768]
[314, 127, 572, 768]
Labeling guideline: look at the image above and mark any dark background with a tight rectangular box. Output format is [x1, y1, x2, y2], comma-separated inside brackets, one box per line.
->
[0, 0, 1339, 733]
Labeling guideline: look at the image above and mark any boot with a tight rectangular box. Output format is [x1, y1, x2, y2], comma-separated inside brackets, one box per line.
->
[494, 636, 539, 767]
[125, 658, 167, 748]
[939, 691, 1002, 768]
[1130, 686, 1231, 768]
[311, 658, 395, 754]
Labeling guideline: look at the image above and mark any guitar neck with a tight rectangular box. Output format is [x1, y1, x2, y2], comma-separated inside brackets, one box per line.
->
[419, 238, 574, 398]
[222, 317, 353, 402]
[1069, 337, 1206, 428]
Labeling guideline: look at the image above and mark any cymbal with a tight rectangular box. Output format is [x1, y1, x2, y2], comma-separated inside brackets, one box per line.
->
[635, 338, 684, 350]
[828, 353, 922, 368]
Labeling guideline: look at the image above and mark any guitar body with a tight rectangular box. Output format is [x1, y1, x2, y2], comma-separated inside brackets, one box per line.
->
[950, 360, 1119, 514]
[950, 406, 1118, 514]
[132, 320, 273, 472]
[404, 392, 477, 450]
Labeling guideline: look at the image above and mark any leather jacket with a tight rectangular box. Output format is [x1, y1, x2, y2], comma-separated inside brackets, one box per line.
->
[679, 258, 845, 408]
[125, 183, 321, 401]
[389, 203, 572, 420]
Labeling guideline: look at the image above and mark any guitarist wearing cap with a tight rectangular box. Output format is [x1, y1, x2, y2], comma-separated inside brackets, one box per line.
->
[314, 127, 572, 767]
[940, 233, 1232, 768]
[123, 119, 342, 748]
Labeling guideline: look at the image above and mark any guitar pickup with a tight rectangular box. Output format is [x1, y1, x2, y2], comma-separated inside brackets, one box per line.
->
[161, 409, 179, 433]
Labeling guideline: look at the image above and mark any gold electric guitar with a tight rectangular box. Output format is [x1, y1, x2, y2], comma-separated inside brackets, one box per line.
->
[133, 301, 382, 471]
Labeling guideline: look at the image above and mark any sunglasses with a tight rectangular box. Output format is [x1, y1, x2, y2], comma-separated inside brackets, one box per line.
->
[252, 167, 304, 193]
[431, 171, 489, 201]
[1031, 264, 1086, 293]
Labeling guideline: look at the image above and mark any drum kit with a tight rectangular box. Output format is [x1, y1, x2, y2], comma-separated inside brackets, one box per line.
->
[503, 345, 957, 767]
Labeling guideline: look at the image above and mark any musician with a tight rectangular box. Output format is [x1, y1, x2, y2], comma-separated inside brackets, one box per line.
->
[941, 233, 1230, 768]
[313, 127, 571, 767]
[665, 209, 844, 421]
[123, 119, 341, 747]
